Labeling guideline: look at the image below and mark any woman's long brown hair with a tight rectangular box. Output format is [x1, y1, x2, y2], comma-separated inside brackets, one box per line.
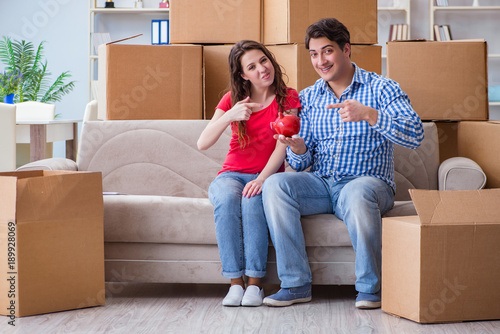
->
[228, 40, 291, 148]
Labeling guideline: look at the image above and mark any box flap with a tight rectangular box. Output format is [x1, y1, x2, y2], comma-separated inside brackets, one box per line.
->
[410, 189, 500, 225]
[106, 34, 142, 45]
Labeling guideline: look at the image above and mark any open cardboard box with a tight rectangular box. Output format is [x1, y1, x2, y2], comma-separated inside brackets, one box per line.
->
[0, 170, 104, 318]
[382, 189, 500, 323]
[98, 37, 203, 120]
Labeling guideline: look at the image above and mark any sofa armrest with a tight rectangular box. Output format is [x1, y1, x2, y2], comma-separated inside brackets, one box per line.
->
[16, 158, 79, 172]
[438, 157, 486, 190]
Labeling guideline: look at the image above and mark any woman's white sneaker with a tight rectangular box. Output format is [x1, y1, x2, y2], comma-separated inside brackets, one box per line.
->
[241, 285, 264, 307]
[222, 285, 245, 306]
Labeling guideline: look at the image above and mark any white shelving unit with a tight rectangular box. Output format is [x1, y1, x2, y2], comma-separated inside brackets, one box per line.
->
[378, 0, 411, 77]
[88, 0, 170, 100]
[429, 1, 500, 108]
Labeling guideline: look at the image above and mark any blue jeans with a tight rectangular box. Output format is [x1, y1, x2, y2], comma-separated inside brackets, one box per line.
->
[262, 173, 394, 293]
[208, 171, 268, 279]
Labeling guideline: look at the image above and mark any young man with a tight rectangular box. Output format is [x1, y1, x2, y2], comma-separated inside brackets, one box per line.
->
[262, 18, 424, 308]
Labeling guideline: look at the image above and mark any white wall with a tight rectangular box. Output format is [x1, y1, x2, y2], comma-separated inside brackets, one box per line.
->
[0, 0, 498, 161]
[0, 0, 88, 158]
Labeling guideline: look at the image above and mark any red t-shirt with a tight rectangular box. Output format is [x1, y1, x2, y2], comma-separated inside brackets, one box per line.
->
[217, 88, 301, 174]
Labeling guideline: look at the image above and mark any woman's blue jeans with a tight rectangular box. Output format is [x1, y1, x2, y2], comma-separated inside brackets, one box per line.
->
[262, 172, 394, 293]
[208, 171, 268, 279]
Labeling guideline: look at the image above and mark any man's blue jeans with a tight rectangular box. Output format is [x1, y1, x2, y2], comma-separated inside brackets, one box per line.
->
[208, 171, 268, 279]
[262, 172, 394, 293]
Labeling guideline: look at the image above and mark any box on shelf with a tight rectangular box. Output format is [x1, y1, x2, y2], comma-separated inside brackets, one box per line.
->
[457, 121, 500, 188]
[263, 0, 377, 45]
[0, 171, 104, 317]
[387, 40, 488, 121]
[382, 189, 500, 324]
[170, 0, 260, 44]
[98, 43, 203, 120]
[203, 44, 381, 119]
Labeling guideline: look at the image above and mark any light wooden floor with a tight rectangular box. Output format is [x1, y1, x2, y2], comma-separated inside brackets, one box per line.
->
[3, 283, 499, 334]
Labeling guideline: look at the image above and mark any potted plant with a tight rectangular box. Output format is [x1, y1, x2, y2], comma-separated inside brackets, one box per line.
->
[0, 69, 23, 103]
[0, 36, 76, 114]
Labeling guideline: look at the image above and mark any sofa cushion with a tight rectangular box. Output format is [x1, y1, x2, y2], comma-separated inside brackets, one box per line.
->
[103, 194, 217, 244]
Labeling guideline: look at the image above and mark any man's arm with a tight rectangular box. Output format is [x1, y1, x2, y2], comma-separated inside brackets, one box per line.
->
[327, 83, 424, 149]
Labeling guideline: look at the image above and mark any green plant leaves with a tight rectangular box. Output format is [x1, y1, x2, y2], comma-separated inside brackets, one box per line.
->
[0, 36, 75, 104]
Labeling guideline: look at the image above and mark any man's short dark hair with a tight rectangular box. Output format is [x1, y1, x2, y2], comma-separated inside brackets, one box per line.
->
[305, 18, 351, 51]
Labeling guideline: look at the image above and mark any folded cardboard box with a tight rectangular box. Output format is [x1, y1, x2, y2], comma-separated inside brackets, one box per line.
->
[458, 121, 500, 188]
[0, 170, 104, 318]
[263, 0, 377, 45]
[98, 43, 203, 120]
[387, 40, 488, 121]
[203, 44, 381, 119]
[382, 189, 500, 323]
[170, 0, 261, 44]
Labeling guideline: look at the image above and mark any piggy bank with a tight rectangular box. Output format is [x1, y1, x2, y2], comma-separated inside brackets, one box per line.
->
[270, 112, 300, 137]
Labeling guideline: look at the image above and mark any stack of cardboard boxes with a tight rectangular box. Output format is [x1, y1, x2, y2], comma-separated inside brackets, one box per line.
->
[382, 39, 500, 324]
[386, 39, 500, 189]
[98, 0, 380, 120]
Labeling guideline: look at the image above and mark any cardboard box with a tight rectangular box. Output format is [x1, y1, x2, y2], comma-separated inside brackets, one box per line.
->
[434, 121, 459, 163]
[382, 189, 500, 323]
[457, 121, 500, 188]
[203, 44, 381, 119]
[387, 40, 488, 121]
[0, 171, 104, 318]
[98, 43, 203, 120]
[263, 0, 377, 45]
[170, 0, 261, 44]
[203, 45, 232, 120]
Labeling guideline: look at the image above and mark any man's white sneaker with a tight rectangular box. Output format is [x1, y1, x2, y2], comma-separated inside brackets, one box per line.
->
[241, 285, 264, 307]
[222, 285, 244, 306]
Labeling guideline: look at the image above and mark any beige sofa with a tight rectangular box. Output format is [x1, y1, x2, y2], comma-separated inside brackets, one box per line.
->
[18, 120, 486, 285]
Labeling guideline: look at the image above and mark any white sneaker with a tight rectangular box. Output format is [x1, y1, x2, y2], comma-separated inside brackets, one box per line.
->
[222, 285, 244, 306]
[241, 285, 264, 307]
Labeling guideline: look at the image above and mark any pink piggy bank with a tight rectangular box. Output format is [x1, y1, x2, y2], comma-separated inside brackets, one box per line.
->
[270, 112, 300, 137]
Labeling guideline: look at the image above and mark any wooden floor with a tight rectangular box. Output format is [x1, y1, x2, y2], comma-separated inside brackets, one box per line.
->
[3, 283, 499, 334]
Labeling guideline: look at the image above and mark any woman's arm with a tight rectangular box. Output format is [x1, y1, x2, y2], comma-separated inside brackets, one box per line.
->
[242, 108, 299, 197]
[197, 109, 231, 150]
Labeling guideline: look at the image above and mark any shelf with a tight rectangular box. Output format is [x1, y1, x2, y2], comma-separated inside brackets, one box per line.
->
[489, 54, 500, 58]
[91, 8, 170, 13]
[432, 6, 500, 11]
[377, 7, 408, 11]
[490, 102, 500, 107]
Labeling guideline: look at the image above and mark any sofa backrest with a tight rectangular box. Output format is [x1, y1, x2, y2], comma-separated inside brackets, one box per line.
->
[78, 120, 439, 200]
[78, 120, 229, 198]
[393, 122, 439, 200]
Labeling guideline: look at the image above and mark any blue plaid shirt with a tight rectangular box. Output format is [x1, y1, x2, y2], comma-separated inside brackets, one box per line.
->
[287, 63, 424, 191]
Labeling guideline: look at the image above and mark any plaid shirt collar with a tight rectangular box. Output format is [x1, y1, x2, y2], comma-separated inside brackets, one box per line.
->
[317, 62, 367, 95]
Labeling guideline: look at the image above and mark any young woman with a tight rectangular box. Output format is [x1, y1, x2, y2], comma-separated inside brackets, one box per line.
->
[197, 40, 300, 307]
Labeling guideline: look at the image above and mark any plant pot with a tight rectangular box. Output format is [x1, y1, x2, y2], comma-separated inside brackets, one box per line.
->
[3, 94, 14, 104]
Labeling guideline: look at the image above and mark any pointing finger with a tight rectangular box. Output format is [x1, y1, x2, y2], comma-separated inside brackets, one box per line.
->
[327, 103, 344, 109]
